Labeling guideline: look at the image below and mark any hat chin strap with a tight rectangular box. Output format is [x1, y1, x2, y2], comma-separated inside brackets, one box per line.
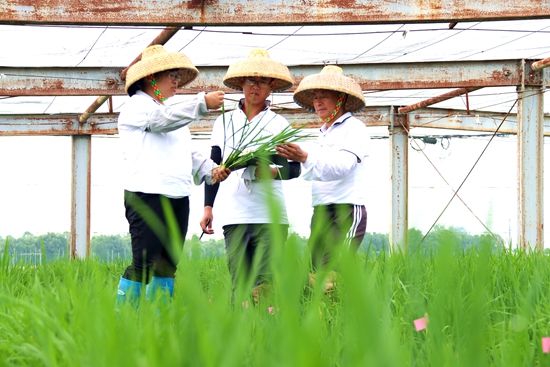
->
[321, 93, 346, 124]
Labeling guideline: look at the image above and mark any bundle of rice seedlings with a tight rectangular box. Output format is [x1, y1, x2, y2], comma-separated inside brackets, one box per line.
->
[220, 105, 314, 171]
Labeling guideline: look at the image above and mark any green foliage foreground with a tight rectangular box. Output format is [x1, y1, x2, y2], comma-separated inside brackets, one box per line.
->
[1, 233, 550, 366]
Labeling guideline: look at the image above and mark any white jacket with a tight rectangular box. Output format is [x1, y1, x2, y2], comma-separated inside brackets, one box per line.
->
[118, 91, 215, 198]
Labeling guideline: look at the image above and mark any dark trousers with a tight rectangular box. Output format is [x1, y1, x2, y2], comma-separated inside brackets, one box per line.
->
[122, 191, 189, 282]
[223, 223, 289, 289]
[308, 204, 367, 269]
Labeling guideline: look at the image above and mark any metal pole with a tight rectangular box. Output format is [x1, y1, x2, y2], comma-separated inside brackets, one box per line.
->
[517, 81, 544, 249]
[389, 108, 409, 252]
[398, 87, 480, 114]
[532, 56, 550, 71]
[70, 136, 91, 258]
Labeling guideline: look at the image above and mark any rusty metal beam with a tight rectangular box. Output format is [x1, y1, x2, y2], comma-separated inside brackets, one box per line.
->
[0, 67, 122, 96]
[406, 108, 523, 134]
[79, 96, 110, 124]
[397, 88, 481, 114]
[532, 56, 550, 71]
[0, 1, 548, 25]
[2, 107, 550, 136]
[2, 60, 547, 96]
[0, 113, 120, 136]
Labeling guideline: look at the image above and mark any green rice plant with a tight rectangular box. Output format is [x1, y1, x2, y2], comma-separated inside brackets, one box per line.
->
[1, 238, 9, 273]
[4, 188, 550, 367]
[219, 104, 314, 170]
[3, 239, 550, 366]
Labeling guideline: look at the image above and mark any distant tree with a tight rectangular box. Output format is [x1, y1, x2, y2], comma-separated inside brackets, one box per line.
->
[91, 234, 131, 262]
[411, 225, 503, 253]
[360, 232, 390, 253]
[38, 232, 68, 260]
[407, 228, 424, 252]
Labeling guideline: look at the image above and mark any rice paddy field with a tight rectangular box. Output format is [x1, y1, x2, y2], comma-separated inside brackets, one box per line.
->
[2, 231, 550, 366]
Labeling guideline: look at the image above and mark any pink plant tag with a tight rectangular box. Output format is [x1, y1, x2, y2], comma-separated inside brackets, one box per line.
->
[542, 337, 550, 353]
[414, 316, 428, 332]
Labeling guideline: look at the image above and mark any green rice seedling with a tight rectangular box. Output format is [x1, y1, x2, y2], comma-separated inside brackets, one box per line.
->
[218, 104, 314, 171]
[5, 221, 550, 366]
[0, 238, 9, 274]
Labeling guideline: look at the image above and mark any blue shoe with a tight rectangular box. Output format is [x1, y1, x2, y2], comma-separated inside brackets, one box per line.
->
[146, 276, 174, 302]
[116, 277, 142, 306]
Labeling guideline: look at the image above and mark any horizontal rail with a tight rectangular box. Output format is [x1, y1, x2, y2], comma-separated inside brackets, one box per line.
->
[1, 0, 548, 26]
[1, 60, 547, 96]
[0, 107, 546, 136]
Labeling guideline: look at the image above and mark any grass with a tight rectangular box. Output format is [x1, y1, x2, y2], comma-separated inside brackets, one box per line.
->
[2, 233, 550, 366]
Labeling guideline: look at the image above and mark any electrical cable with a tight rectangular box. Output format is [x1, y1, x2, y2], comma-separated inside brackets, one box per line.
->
[266, 26, 303, 50]
[457, 24, 550, 60]
[75, 27, 108, 66]
[178, 26, 206, 51]
[13, 23, 550, 36]
[419, 99, 518, 244]
[383, 22, 480, 62]
[343, 24, 404, 62]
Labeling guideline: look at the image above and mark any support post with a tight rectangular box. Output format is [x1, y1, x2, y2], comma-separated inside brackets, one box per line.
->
[70, 136, 91, 258]
[389, 108, 409, 252]
[517, 61, 544, 249]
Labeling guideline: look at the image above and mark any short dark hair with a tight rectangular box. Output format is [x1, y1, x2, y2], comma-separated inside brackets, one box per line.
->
[127, 79, 145, 96]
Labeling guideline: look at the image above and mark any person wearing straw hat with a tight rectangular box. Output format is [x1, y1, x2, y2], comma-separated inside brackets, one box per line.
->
[116, 44, 230, 304]
[276, 65, 369, 286]
[200, 48, 300, 303]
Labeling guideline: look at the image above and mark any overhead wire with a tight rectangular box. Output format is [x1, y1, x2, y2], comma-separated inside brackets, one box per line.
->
[266, 26, 303, 50]
[419, 99, 519, 244]
[13, 23, 550, 36]
[41, 27, 109, 113]
[383, 22, 481, 62]
[178, 26, 206, 51]
[394, 116, 503, 241]
[75, 27, 108, 66]
[342, 24, 404, 62]
[457, 24, 550, 60]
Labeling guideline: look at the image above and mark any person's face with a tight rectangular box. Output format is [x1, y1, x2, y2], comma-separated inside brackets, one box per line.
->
[153, 69, 182, 99]
[241, 77, 273, 105]
[311, 89, 341, 121]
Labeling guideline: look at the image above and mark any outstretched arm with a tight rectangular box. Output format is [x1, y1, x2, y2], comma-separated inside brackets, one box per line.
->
[201, 146, 222, 234]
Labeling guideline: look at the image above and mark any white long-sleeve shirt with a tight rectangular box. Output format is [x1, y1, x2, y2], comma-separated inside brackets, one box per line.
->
[301, 112, 369, 206]
[210, 103, 290, 226]
[118, 91, 215, 198]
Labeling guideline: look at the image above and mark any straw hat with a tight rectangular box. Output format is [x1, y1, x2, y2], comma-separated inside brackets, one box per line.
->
[293, 65, 365, 112]
[223, 49, 294, 92]
[125, 45, 199, 94]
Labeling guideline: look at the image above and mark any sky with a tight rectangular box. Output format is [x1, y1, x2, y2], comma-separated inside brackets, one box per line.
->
[1, 19, 550, 246]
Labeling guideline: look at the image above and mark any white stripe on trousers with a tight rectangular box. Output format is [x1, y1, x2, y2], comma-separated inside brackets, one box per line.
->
[345, 205, 362, 247]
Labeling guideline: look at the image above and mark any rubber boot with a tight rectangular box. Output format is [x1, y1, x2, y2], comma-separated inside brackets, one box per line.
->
[146, 276, 174, 302]
[116, 277, 142, 306]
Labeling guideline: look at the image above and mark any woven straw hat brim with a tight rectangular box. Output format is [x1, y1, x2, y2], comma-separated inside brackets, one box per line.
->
[293, 72, 365, 112]
[125, 51, 199, 93]
[223, 58, 294, 92]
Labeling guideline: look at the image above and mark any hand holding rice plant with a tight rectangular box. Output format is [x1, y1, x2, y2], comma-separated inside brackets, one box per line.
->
[211, 166, 231, 184]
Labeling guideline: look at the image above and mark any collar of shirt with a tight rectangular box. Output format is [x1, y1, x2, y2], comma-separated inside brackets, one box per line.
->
[136, 90, 163, 105]
[238, 98, 271, 112]
[320, 112, 353, 133]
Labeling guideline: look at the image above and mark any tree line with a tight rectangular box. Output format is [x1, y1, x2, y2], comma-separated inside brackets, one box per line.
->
[0, 226, 505, 264]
